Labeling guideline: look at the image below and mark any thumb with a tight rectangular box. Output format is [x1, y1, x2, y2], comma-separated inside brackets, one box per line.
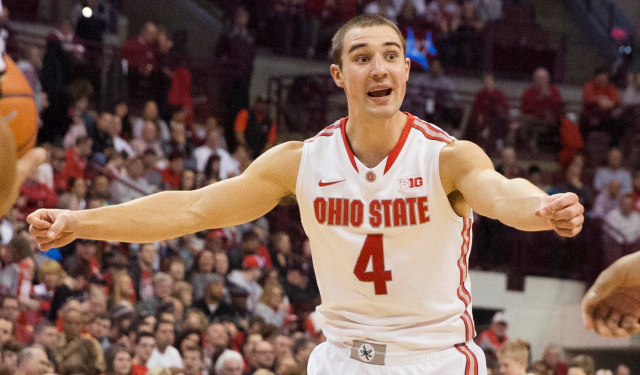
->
[47, 214, 68, 239]
[15, 147, 47, 187]
[581, 270, 619, 329]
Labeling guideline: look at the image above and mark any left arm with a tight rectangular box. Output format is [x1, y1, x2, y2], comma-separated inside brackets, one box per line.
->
[440, 141, 584, 237]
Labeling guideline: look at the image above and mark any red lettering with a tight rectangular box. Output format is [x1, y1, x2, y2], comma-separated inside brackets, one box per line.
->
[381, 200, 392, 227]
[406, 197, 418, 225]
[393, 198, 408, 227]
[350, 200, 364, 227]
[369, 200, 382, 228]
[342, 199, 350, 227]
[314, 198, 327, 224]
[328, 198, 342, 226]
[417, 196, 430, 223]
[415, 177, 423, 187]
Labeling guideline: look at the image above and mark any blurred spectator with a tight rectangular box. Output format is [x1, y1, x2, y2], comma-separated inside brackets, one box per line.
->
[615, 365, 631, 375]
[88, 112, 115, 160]
[109, 272, 136, 307]
[550, 156, 594, 210]
[216, 7, 256, 143]
[88, 312, 112, 351]
[54, 307, 105, 373]
[161, 151, 186, 190]
[496, 340, 528, 375]
[62, 238, 98, 278]
[521, 68, 564, 153]
[203, 323, 231, 371]
[110, 156, 157, 204]
[282, 257, 318, 310]
[622, 72, 640, 108]
[121, 22, 158, 108]
[128, 243, 158, 301]
[604, 192, 640, 241]
[48, 263, 90, 322]
[137, 273, 173, 317]
[14, 346, 50, 375]
[475, 0, 503, 23]
[495, 147, 524, 179]
[214, 349, 244, 375]
[17, 169, 58, 217]
[528, 165, 551, 192]
[425, 0, 462, 35]
[593, 180, 623, 219]
[63, 136, 92, 179]
[467, 73, 509, 152]
[227, 256, 263, 313]
[132, 122, 165, 159]
[406, 60, 458, 127]
[132, 332, 156, 375]
[193, 129, 238, 179]
[234, 96, 278, 159]
[133, 101, 171, 142]
[593, 148, 632, 193]
[192, 278, 235, 322]
[363, 0, 399, 24]
[475, 312, 508, 362]
[190, 250, 219, 300]
[71, 0, 113, 43]
[0, 316, 11, 347]
[32, 320, 58, 355]
[16, 47, 44, 112]
[142, 149, 164, 190]
[582, 68, 623, 146]
[47, 19, 86, 59]
[568, 355, 596, 375]
[104, 344, 132, 375]
[182, 346, 203, 375]
[162, 122, 194, 169]
[249, 340, 276, 374]
[146, 320, 182, 369]
[292, 337, 315, 372]
[254, 283, 288, 328]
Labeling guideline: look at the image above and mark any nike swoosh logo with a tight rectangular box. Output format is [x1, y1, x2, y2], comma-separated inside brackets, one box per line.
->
[319, 179, 345, 187]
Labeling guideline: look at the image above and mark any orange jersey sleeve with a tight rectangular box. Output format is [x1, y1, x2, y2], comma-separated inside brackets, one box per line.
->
[234, 109, 250, 132]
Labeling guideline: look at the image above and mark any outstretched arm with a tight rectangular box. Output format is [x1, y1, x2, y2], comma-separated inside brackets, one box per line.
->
[440, 141, 583, 237]
[28, 142, 302, 249]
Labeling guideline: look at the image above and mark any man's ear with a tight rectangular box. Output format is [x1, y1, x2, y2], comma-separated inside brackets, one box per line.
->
[405, 57, 411, 82]
[330, 64, 345, 89]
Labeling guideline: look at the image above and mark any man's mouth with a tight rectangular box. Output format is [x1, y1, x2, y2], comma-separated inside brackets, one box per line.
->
[367, 88, 393, 98]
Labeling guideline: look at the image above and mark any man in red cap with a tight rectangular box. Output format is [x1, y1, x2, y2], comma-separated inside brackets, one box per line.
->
[226, 255, 263, 312]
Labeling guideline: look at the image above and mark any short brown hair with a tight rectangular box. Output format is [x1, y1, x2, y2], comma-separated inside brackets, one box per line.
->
[497, 341, 529, 366]
[331, 14, 406, 69]
[569, 355, 596, 375]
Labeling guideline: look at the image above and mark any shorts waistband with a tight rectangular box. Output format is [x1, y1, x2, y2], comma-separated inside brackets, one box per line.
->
[327, 340, 470, 366]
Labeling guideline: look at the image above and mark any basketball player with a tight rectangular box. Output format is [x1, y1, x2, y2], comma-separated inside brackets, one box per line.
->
[581, 251, 640, 338]
[28, 15, 584, 374]
[0, 115, 45, 218]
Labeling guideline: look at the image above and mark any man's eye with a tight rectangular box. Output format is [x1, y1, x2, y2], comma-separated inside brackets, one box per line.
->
[357, 56, 369, 63]
[387, 54, 397, 60]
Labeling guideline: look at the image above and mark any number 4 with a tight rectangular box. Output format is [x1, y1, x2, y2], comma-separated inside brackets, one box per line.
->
[353, 234, 392, 295]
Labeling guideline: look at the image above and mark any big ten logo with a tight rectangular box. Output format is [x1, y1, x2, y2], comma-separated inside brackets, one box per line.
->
[399, 177, 423, 190]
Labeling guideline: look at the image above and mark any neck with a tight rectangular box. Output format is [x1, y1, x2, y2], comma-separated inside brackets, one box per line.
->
[133, 356, 146, 365]
[345, 111, 407, 168]
[158, 344, 168, 352]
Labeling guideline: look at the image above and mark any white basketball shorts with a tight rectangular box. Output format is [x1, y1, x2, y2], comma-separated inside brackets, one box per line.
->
[307, 340, 487, 375]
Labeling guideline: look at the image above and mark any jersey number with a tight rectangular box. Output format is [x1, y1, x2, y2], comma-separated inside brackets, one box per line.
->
[353, 234, 392, 295]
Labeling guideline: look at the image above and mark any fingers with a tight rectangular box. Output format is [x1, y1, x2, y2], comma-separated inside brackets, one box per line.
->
[553, 225, 582, 237]
[593, 305, 614, 337]
[604, 310, 629, 338]
[550, 204, 585, 221]
[536, 193, 579, 217]
[551, 215, 584, 230]
[37, 234, 76, 251]
[26, 211, 53, 230]
[47, 215, 68, 239]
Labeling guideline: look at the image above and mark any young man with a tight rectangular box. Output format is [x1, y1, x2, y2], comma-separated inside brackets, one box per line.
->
[132, 332, 156, 375]
[28, 15, 584, 375]
[496, 341, 528, 375]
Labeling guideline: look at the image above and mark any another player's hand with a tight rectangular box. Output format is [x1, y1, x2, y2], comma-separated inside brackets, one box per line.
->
[581, 252, 640, 338]
[535, 192, 584, 237]
[27, 209, 80, 251]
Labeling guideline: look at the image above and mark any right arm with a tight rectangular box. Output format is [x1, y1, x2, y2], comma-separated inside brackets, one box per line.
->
[29, 142, 302, 250]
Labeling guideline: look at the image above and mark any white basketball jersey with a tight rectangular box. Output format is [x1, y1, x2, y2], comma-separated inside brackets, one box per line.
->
[296, 113, 475, 349]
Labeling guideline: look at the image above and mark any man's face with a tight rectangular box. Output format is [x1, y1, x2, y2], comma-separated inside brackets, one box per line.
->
[207, 323, 228, 348]
[182, 350, 203, 375]
[492, 322, 508, 337]
[35, 326, 59, 349]
[330, 25, 409, 120]
[295, 342, 316, 366]
[98, 113, 113, 133]
[1, 298, 19, 322]
[595, 72, 609, 87]
[2, 350, 17, 370]
[498, 357, 525, 375]
[89, 318, 111, 339]
[63, 310, 84, 339]
[534, 69, 549, 89]
[136, 337, 156, 361]
[154, 280, 172, 299]
[156, 323, 175, 349]
[616, 365, 631, 375]
[140, 244, 157, 266]
[273, 335, 292, 358]
[220, 359, 244, 375]
[51, 149, 66, 173]
[254, 341, 275, 369]
[608, 149, 622, 169]
[77, 241, 97, 262]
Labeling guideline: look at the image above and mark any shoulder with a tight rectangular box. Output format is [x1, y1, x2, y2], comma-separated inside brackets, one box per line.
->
[439, 140, 494, 190]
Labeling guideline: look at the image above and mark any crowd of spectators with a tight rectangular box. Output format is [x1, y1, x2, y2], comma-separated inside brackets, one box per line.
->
[1, 0, 640, 375]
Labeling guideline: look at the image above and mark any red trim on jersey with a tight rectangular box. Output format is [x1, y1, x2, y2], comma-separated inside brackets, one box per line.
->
[340, 117, 359, 172]
[383, 113, 414, 175]
[305, 122, 341, 143]
[415, 118, 454, 143]
[411, 124, 452, 143]
[456, 218, 475, 341]
[455, 344, 479, 375]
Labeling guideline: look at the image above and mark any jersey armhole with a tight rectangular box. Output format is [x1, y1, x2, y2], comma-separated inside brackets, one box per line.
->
[295, 142, 309, 199]
[434, 143, 469, 222]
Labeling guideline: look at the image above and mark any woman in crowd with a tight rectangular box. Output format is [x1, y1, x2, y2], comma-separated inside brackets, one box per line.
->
[104, 344, 133, 375]
[109, 271, 137, 307]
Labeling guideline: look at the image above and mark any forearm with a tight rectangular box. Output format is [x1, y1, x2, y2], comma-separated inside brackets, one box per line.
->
[75, 190, 205, 243]
[491, 178, 553, 231]
[0, 122, 18, 217]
